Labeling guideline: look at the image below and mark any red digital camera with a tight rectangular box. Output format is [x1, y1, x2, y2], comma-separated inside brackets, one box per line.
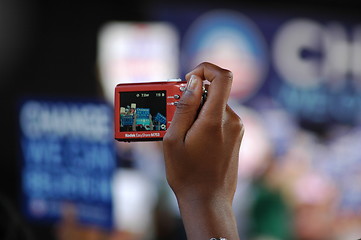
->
[114, 80, 187, 141]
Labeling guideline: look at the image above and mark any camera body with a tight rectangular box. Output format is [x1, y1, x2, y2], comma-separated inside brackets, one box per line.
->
[114, 80, 187, 141]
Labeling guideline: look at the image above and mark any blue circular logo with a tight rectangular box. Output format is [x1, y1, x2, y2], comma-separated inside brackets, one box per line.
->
[182, 9, 268, 102]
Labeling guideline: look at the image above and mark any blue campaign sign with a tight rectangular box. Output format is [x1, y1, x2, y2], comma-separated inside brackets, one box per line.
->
[121, 115, 134, 126]
[154, 113, 166, 125]
[19, 98, 116, 229]
[136, 108, 150, 117]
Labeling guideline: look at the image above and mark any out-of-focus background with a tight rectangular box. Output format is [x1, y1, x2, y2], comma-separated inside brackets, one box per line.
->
[1, 0, 361, 239]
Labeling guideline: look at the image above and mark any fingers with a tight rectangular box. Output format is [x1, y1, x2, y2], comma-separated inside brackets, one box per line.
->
[165, 62, 235, 142]
[164, 75, 203, 142]
[185, 62, 233, 118]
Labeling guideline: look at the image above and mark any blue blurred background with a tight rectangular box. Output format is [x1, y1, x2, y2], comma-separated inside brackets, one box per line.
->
[1, 0, 361, 239]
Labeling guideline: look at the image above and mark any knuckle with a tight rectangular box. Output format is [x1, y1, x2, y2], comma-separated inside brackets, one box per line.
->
[203, 62, 233, 79]
[197, 61, 209, 68]
[186, 62, 233, 82]
[229, 114, 244, 135]
[163, 133, 178, 148]
[220, 68, 233, 78]
[217, 68, 233, 82]
[225, 106, 244, 134]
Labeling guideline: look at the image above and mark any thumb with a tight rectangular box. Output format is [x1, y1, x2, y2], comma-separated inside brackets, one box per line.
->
[165, 75, 203, 141]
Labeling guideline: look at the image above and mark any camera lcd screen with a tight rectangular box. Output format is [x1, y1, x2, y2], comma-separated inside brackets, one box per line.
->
[119, 91, 167, 132]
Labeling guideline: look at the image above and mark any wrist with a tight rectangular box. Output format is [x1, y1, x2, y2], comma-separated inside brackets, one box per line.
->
[172, 181, 235, 206]
[176, 194, 239, 240]
[176, 190, 232, 210]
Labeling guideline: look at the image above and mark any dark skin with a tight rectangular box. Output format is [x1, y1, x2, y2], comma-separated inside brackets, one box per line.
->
[163, 62, 244, 240]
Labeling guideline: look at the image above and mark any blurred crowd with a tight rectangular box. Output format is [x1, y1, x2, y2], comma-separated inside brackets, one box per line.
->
[50, 102, 361, 240]
[1, 1, 361, 240]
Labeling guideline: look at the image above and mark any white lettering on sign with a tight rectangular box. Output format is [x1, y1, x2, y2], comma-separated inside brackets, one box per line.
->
[273, 19, 361, 89]
[20, 101, 112, 142]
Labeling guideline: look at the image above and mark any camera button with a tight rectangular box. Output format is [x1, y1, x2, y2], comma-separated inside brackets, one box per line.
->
[174, 94, 180, 99]
[180, 86, 186, 92]
[174, 101, 179, 106]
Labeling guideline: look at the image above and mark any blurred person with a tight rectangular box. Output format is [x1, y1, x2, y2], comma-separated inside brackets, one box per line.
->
[56, 202, 110, 240]
[291, 172, 338, 240]
[246, 155, 294, 240]
[274, 131, 340, 240]
[163, 62, 244, 240]
[230, 105, 294, 240]
[112, 166, 159, 240]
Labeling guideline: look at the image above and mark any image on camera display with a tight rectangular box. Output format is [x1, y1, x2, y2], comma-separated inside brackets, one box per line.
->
[120, 90, 167, 132]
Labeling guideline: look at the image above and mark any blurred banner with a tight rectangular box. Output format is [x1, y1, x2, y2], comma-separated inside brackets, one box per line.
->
[18, 98, 116, 229]
[150, 7, 361, 125]
[97, 22, 179, 104]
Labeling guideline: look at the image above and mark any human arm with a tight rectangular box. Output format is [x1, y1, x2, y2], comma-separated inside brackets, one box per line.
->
[163, 62, 244, 240]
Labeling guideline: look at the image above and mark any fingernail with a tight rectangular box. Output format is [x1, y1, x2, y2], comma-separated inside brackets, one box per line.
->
[187, 75, 197, 90]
